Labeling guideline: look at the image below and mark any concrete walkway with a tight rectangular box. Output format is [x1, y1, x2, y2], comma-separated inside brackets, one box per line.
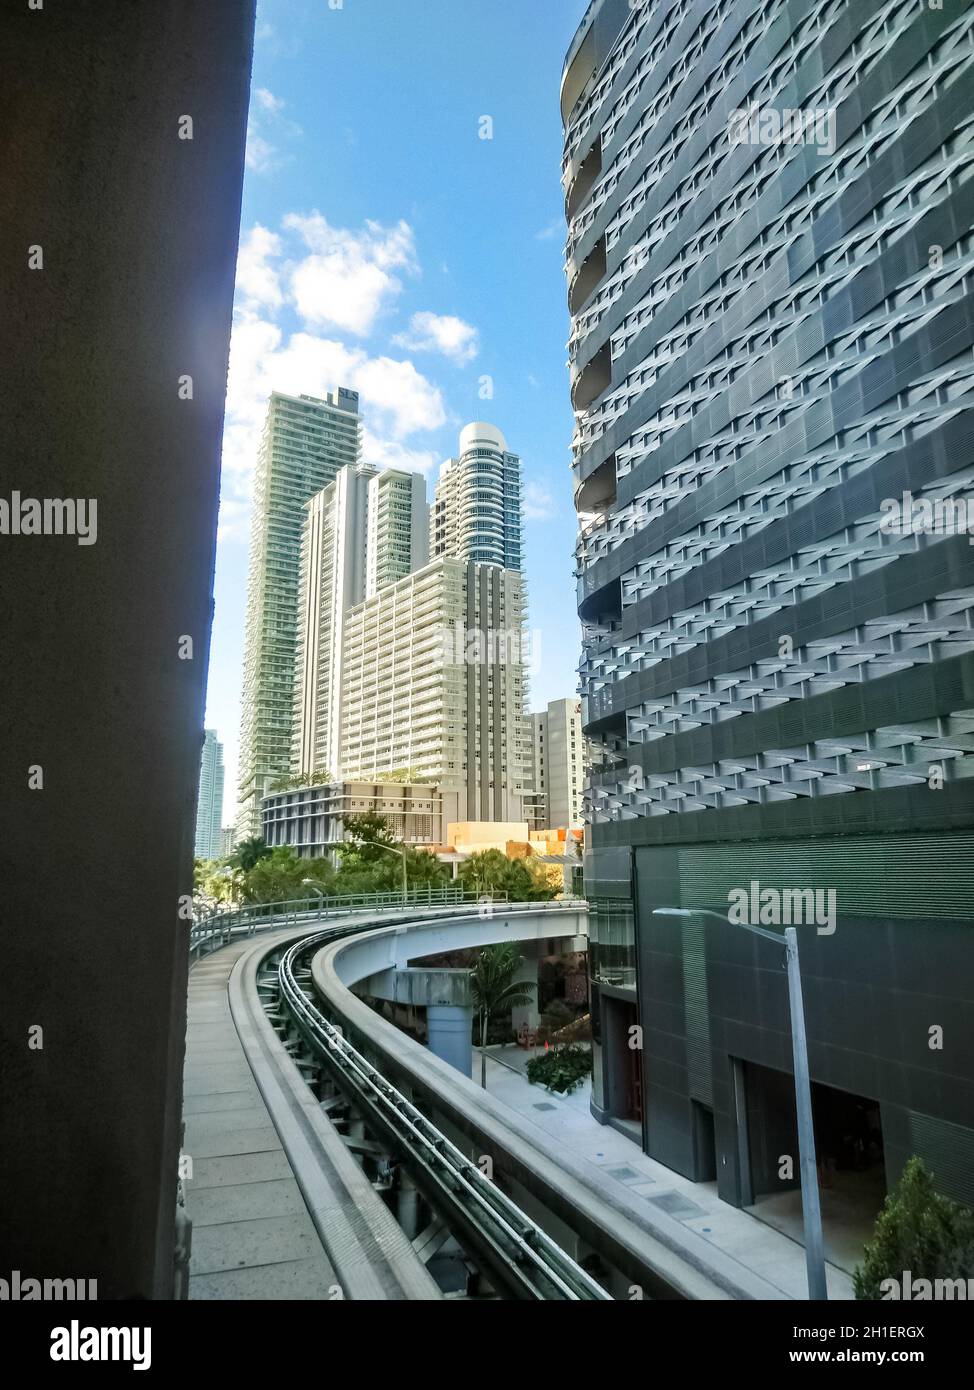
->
[182, 938, 338, 1299]
[475, 1044, 855, 1301]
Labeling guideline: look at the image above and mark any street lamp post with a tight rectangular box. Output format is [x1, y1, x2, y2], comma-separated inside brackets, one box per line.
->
[301, 880, 326, 920]
[653, 907, 828, 1302]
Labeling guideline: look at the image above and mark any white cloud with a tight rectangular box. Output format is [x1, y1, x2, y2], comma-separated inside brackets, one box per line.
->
[219, 213, 452, 545]
[255, 87, 285, 114]
[245, 89, 301, 175]
[524, 480, 555, 520]
[535, 216, 564, 242]
[354, 355, 446, 437]
[282, 213, 418, 336]
[235, 225, 284, 311]
[361, 429, 438, 477]
[245, 126, 277, 174]
[394, 311, 479, 365]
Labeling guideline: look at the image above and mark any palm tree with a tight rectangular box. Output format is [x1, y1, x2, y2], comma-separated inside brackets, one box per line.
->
[233, 836, 271, 872]
[470, 943, 536, 1089]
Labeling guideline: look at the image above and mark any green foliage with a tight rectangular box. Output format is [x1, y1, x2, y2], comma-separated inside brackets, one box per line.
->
[233, 836, 273, 872]
[854, 1157, 974, 1299]
[240, 847, 307, 904]
[375, 768, 421, 783]
[196, 859, 244, 907]
[457, 849, 558, 903]
[231, 817, 450, 905]
[340, 812, 398, 864]
[402, 846, 450, 885]
[337, 813, 450, 890]
[268, 768, 333, 792]
[470, 942, 537, 1087]
[470, 943, 535, 1020]
[526, 1043, 593, 1095]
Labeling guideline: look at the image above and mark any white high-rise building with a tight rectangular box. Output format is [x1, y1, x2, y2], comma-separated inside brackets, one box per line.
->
[340, 558, 526, 821]
[292, 462, 430, 785]
[430, 422, 523, 570]
[291, 463, 375, 783]
[195, 729, 225, 859]
[525, 698, 589, 829]
[237, 388, 361, 837]
[366, 468, 428, 598]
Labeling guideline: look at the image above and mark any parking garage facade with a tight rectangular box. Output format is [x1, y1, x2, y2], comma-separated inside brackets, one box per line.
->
[565, 0, 974, 1228]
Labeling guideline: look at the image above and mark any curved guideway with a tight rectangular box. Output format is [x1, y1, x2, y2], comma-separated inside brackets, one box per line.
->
[309, 905, 798, 1300]
[187, 901, 805, 1300]
[275, 915, 610, 1301]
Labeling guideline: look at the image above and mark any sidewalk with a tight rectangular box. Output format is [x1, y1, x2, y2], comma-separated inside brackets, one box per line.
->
[474, 1044, 855, 1301]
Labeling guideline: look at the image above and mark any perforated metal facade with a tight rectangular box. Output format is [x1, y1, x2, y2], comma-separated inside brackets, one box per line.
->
[565, 0, 974, 1206]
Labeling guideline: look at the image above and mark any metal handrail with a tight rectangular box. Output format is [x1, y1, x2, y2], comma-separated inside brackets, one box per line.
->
[188, 884, 482, 960]
[277, 918, 609, 1301]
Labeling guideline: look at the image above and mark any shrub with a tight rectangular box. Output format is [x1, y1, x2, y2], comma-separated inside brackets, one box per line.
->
[525, 1042, 593, 1095]
[854, 1156, 974, 1299]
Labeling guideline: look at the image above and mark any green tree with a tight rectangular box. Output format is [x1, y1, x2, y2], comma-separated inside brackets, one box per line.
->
[457, 849, 558, 903]
[854, 1157, 974, 1298]
[299, 856, 337, 897]
[336, 814, 450, 896]
[268, 768, 334, 792]
[470, 943, 536, 1089]
[402, 846, 449, 887]
[197, 861, 244, 908]
[241, 846, 305, 904]
[233, 836, 272, 872]
[336, 812, 401, 892]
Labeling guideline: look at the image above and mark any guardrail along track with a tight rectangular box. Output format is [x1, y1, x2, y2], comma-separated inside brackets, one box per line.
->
[190, 885, 471, 958]
[262, 923, 611, 1301]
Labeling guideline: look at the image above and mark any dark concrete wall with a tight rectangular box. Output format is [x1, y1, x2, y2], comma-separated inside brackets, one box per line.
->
[0, 1, 254, 1298]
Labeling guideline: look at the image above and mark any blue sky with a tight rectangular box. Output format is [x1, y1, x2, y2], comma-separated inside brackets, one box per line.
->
[208, 0, 590, 823]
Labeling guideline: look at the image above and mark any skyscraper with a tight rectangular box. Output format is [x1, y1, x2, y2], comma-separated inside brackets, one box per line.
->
[366, 467, 429, 597]
[565, 0, 974, 1212]
[237, 388, 361, 837]
[430, 422, 523, 570]
[291, 462, 376, 784]
[340, 558, 527, 821]
[292, 463, 429, 784]
[526, 698, 589, 829]
[195, 729, 225, 860]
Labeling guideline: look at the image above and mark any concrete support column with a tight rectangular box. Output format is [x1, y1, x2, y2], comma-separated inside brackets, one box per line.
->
[0, 0, 254, 1298]
[511, 951, 541, 1033]
[395, 1174, 422, 1240]
[427, 1004, 473, 1076]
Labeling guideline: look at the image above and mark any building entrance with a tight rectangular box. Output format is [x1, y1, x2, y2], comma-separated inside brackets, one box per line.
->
[742, 1060, 887, 1273]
